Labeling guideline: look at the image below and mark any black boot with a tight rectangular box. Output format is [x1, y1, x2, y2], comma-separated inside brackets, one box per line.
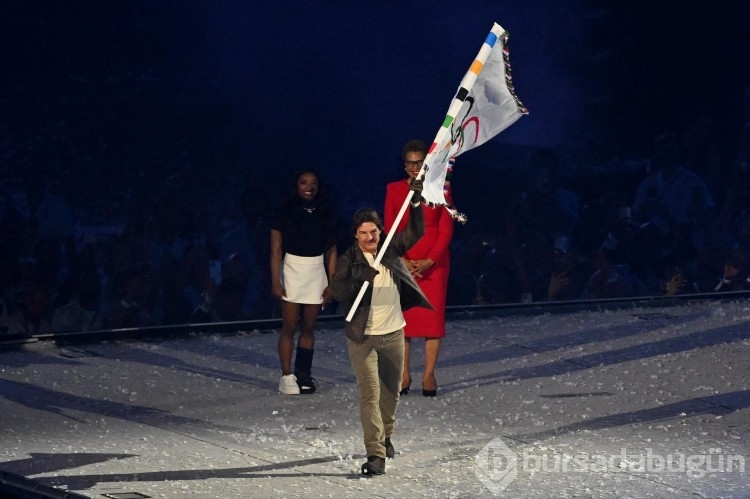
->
[360, 455, 386, 475]
[294, 346, 318, 394]
[384, 437, 395, 459]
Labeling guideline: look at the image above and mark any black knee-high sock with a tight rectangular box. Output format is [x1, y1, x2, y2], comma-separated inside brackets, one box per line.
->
[294, 346, 314, 379]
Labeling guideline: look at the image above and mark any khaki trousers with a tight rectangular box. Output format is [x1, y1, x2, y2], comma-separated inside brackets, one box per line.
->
[347, 329, 404, 458]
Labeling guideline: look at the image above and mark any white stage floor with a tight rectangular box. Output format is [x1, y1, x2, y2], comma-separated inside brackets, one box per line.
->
[1, 300, 749, 498]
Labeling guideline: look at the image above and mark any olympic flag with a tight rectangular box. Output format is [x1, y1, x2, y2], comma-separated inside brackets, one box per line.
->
[421, 22, 528, 221]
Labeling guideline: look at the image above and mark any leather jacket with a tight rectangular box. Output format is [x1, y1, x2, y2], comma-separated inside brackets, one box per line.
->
[333, 204, 433, 343]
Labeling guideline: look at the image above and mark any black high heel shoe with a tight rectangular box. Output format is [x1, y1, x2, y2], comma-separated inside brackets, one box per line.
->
[422, 375, 437, 397]
[400, 374, 412, 395]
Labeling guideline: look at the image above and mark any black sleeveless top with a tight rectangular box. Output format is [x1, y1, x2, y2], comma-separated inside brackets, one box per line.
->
[271, 199, 336, 256]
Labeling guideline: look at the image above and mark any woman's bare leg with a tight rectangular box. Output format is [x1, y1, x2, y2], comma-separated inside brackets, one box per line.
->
[278, 301, 300, 375]
[422, 337, 442, 391]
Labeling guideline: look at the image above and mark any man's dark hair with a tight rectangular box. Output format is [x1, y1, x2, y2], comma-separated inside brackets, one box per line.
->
[351, 208, 383, 235]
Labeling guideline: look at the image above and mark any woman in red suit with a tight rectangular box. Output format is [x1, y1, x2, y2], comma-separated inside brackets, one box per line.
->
[384, 139, 454, 397]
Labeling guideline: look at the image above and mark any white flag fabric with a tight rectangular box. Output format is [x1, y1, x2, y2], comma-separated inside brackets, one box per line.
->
[420, 23, 528, 220]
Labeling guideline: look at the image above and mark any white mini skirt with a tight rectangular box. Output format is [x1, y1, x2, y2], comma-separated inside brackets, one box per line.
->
[282, 253, 326, 304]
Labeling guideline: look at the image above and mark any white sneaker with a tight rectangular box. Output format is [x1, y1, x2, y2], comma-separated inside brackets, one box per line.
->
[279, 374, 300, 395]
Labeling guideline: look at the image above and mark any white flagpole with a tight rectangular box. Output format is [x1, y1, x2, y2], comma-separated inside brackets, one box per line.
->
[344, 178, 418, 322]
[345, 23, 505, 322]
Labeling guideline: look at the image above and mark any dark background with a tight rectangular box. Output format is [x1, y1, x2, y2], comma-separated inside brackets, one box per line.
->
[1, 1, 749, 317]
[4, 1, 749, 193]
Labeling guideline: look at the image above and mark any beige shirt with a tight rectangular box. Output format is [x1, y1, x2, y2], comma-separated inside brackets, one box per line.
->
[363, 252, 405, 335]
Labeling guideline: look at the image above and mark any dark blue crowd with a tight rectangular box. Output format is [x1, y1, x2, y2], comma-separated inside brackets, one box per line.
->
[2, 114, 750, 335]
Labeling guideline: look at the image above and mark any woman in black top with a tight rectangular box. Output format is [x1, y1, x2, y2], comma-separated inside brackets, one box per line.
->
[270, 170, 337, 394]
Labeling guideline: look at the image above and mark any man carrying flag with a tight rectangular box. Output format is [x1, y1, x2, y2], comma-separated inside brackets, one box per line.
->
[332, 179, 432, 475]
[339, 23, 527, 473]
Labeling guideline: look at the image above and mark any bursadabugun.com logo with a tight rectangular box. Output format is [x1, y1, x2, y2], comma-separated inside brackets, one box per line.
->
[475, 437, 518, 495]
[476, 437, 746, 496]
